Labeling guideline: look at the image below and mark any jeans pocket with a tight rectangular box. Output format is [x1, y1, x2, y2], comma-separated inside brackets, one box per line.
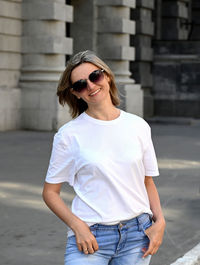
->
[67, 235, 77, 245]
[141, 216, 152, 237]
[65, 235, 79, 255]
[90, 227, 97, 237]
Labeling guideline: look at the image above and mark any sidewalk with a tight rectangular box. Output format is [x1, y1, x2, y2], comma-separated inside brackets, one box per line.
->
[0, 122, 200, 265]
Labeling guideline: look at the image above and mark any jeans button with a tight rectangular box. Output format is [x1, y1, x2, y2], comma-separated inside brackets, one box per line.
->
[119, 223, 123, 229]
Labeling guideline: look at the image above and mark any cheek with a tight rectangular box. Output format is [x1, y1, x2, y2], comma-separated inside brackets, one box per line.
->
[105, 80, 111, 90]
[105, 77, 112, 89]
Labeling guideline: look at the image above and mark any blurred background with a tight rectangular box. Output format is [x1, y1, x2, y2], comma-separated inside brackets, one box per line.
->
[0, 1, 200, 265]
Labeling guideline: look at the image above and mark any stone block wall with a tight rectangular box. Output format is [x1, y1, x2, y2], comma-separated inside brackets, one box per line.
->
[96, 0, 143, 117]
[190, 0, 200, 40]
[152, 0, 200, 118]
[71, 0, 143, 117]
[70, 0, 96, 53]
[162, 0, 190, 40]
[0, 0, 22, 130]
[5, 0, 200, 129]
[130, 0, 154, 117]
[0, 0, 144, 131]
[20, 0, 73, 130]
[153, 42, 200, 118]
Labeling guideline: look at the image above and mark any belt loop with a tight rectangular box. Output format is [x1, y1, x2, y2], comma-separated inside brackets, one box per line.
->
[92, 223, 98, 229]
[136, 214, 143, 231]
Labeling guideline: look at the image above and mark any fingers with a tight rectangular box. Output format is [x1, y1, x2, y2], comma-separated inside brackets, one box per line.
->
[82, 242, 95, 255]
[142, 239, 161, 258]
[142, 221, 165, 259]
[92, 238, 99, 252]
[80, 242, 97, 255]
[77, 235, 99, 255]
[82, 246, 89, 255]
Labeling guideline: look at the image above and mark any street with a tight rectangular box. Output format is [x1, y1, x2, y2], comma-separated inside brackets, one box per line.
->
[0, 122, 200, 265]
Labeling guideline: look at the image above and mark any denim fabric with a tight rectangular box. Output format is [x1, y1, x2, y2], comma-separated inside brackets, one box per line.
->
[65, 213, 152, 265]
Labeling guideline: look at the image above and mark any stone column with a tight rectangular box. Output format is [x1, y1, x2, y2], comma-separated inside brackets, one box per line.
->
[0, 0, 22, 131]
[130, 0, 155, 117]
[162, 0, 190, 40]
[154, 0, 162, 40]
[96, 0, 143, 117]
[191, 0, 200, 40]
[70, 0, 97, 53]
[20, 0, 73, 130]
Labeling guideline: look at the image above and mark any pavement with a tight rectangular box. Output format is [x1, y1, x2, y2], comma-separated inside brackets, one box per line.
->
[0, 120, 200, 265]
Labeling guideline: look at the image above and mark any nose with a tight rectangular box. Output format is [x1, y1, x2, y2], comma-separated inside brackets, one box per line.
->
[87, 79, 96, 90]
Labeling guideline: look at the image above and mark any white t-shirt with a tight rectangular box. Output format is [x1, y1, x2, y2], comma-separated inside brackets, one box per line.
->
[45, 110, 159, 230]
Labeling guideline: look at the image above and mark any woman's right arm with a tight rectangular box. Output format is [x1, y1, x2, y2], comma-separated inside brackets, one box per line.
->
[42, 182, 99, 254]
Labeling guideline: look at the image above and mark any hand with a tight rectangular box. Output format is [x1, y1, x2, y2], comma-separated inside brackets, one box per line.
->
[142, 220, 165, 258]
[74, 220, 99, 255]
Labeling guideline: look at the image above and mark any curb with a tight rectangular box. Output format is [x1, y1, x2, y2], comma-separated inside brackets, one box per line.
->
[146, 116, 200, 126]
[170, 243, 200, 265]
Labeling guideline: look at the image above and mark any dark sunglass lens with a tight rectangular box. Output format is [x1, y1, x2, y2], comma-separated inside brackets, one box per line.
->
[89, 70, 103, 83]
[73, 80, 87, 92]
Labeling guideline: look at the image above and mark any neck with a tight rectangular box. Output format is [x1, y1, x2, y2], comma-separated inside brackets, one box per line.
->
[86, 102, 120, 121]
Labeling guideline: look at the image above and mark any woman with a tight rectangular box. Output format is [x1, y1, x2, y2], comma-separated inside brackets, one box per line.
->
[43, 50, 165, 265]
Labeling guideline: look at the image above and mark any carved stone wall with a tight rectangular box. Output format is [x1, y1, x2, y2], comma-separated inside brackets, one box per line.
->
[0, 0, 22, 130]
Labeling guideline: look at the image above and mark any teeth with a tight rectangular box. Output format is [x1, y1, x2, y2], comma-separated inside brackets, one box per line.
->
[90, 89, 100, 96]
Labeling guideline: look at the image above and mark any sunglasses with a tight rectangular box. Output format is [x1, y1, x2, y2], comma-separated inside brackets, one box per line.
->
[71, 69, 105, 93]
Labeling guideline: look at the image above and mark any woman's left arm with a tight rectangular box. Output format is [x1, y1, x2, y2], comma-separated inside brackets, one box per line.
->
[143, 176, 166, 258]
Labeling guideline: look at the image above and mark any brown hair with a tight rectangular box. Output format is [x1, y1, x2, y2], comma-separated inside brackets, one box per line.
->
[57, 50, 120, 118]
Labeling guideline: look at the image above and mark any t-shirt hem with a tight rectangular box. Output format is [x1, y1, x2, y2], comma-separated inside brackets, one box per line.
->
[67, 211, 153, 237]
[45, 178, 72, 185]
[145, 171, 159, 177]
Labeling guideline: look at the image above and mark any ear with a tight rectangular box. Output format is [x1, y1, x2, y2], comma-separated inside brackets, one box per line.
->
[70, 88, 81, 99]
[105, 73, 111, 85]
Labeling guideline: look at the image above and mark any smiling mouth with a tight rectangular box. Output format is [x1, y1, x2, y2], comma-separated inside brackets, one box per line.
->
[89, 88, 101, 96]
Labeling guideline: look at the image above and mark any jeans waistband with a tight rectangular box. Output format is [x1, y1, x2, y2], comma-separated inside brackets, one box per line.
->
[90, 213, 151, 230]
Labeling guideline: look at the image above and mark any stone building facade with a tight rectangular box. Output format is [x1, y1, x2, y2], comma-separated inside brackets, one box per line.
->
[0, 0, 200, 131]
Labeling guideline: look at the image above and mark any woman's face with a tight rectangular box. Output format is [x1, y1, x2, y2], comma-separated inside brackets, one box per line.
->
[70, 62, 111, 107]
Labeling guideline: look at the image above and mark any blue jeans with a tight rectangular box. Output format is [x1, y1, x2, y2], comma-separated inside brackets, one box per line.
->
[65, 213, 152, 265]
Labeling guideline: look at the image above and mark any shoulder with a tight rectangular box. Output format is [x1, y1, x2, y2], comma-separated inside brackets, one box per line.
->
[59, 112, 85, 132]
[55, 113, 85, 143]
[122, 111, 152, 150]
[122, 111, 150, 131]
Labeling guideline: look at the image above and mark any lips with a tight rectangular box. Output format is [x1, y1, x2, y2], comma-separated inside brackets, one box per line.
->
[89, 88, 101, 96]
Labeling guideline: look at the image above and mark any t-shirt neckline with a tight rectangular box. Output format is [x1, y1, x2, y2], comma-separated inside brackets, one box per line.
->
[82, 109, 123, 125]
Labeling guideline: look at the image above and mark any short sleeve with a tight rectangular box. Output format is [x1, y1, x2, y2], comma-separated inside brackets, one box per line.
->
[143, 124, 159, 177]
[45, 131, 76, 186]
